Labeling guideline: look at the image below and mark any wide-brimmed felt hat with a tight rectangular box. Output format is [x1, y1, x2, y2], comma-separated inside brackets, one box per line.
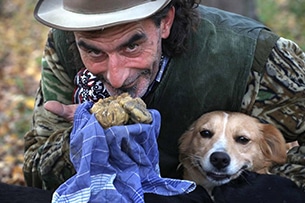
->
[34, 0, 171, 31]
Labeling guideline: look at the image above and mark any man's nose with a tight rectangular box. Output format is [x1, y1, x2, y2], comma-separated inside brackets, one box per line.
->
[105, 54, 129, 88]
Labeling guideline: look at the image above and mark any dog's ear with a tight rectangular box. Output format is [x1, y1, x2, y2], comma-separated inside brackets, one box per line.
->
[259, 123, 287, 165]
[178, 126, 194, 159]
[178, 123, 199, 167]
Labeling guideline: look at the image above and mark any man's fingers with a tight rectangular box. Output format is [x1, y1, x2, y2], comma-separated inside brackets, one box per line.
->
[44, 101, 78, 122]
[44, 101, 64, 116]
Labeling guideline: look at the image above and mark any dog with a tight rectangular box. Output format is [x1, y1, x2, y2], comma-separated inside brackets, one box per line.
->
[179, 111, 287, 195]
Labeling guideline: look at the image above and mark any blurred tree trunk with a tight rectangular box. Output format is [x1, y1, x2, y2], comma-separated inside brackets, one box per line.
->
[201, 0, 258, 20]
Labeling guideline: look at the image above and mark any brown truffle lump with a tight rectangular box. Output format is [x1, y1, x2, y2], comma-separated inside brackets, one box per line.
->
[90, 93, 152, 128]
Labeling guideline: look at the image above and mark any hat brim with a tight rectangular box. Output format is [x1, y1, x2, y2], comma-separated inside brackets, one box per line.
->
[34, 0, 171, 31]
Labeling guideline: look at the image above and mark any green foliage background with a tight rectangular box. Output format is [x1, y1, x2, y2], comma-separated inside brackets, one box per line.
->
[257, 0, 305, 50]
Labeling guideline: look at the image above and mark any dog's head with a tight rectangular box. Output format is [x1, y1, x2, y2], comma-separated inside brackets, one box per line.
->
[179, 111, 287, 192]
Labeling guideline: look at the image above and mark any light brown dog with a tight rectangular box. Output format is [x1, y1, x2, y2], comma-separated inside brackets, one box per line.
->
[179, 111, 287, 194]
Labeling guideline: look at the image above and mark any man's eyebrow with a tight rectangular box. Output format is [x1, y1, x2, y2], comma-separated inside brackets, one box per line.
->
[76, 32, 147, 52]
[119, 33, 147, 49]
[77, 40, 101, 52]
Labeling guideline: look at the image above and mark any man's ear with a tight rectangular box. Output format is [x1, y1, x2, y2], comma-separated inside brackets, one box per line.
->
[161, 6, 175, 39]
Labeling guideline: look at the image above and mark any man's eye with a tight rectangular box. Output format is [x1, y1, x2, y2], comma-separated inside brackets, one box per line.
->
[126, 43, 139, 52]
[87, 49, 102, 57]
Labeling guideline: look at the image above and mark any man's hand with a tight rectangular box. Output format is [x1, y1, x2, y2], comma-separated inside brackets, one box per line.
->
[44, 101, 78, 122]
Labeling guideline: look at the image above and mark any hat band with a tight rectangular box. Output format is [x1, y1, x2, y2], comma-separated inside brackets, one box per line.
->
[63, 0, 149, 14]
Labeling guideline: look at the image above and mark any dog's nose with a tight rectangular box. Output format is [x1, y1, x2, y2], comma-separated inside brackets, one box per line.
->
[210, 152, 230, 169]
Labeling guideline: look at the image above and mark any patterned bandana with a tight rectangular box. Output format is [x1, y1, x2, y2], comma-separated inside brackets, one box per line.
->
[73, 68, 110, 103]
[73, 55, 169, 103]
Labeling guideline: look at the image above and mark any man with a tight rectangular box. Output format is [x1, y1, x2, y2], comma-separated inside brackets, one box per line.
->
[24, 0, 305, 201]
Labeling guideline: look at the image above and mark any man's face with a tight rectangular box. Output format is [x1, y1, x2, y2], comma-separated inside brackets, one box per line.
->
[74, 10, 174, 98]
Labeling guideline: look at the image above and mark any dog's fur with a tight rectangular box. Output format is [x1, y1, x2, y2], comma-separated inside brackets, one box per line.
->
[179, 111, 287, 194]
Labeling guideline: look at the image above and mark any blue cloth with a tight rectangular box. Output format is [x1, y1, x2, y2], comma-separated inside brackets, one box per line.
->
[52, 102, 195, 203]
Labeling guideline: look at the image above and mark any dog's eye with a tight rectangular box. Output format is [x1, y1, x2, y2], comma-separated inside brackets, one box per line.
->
[200, 130, 213, 138]
[235, 136, 250, 144]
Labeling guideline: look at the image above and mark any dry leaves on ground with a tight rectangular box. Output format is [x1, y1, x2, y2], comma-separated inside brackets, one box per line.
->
[0, 0, 48, 186]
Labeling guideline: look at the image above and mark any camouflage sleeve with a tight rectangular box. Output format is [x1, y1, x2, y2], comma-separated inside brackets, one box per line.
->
[241, 37, 305, 190]
[23, 29, 76, 190]
[242, 37, 305, 144]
